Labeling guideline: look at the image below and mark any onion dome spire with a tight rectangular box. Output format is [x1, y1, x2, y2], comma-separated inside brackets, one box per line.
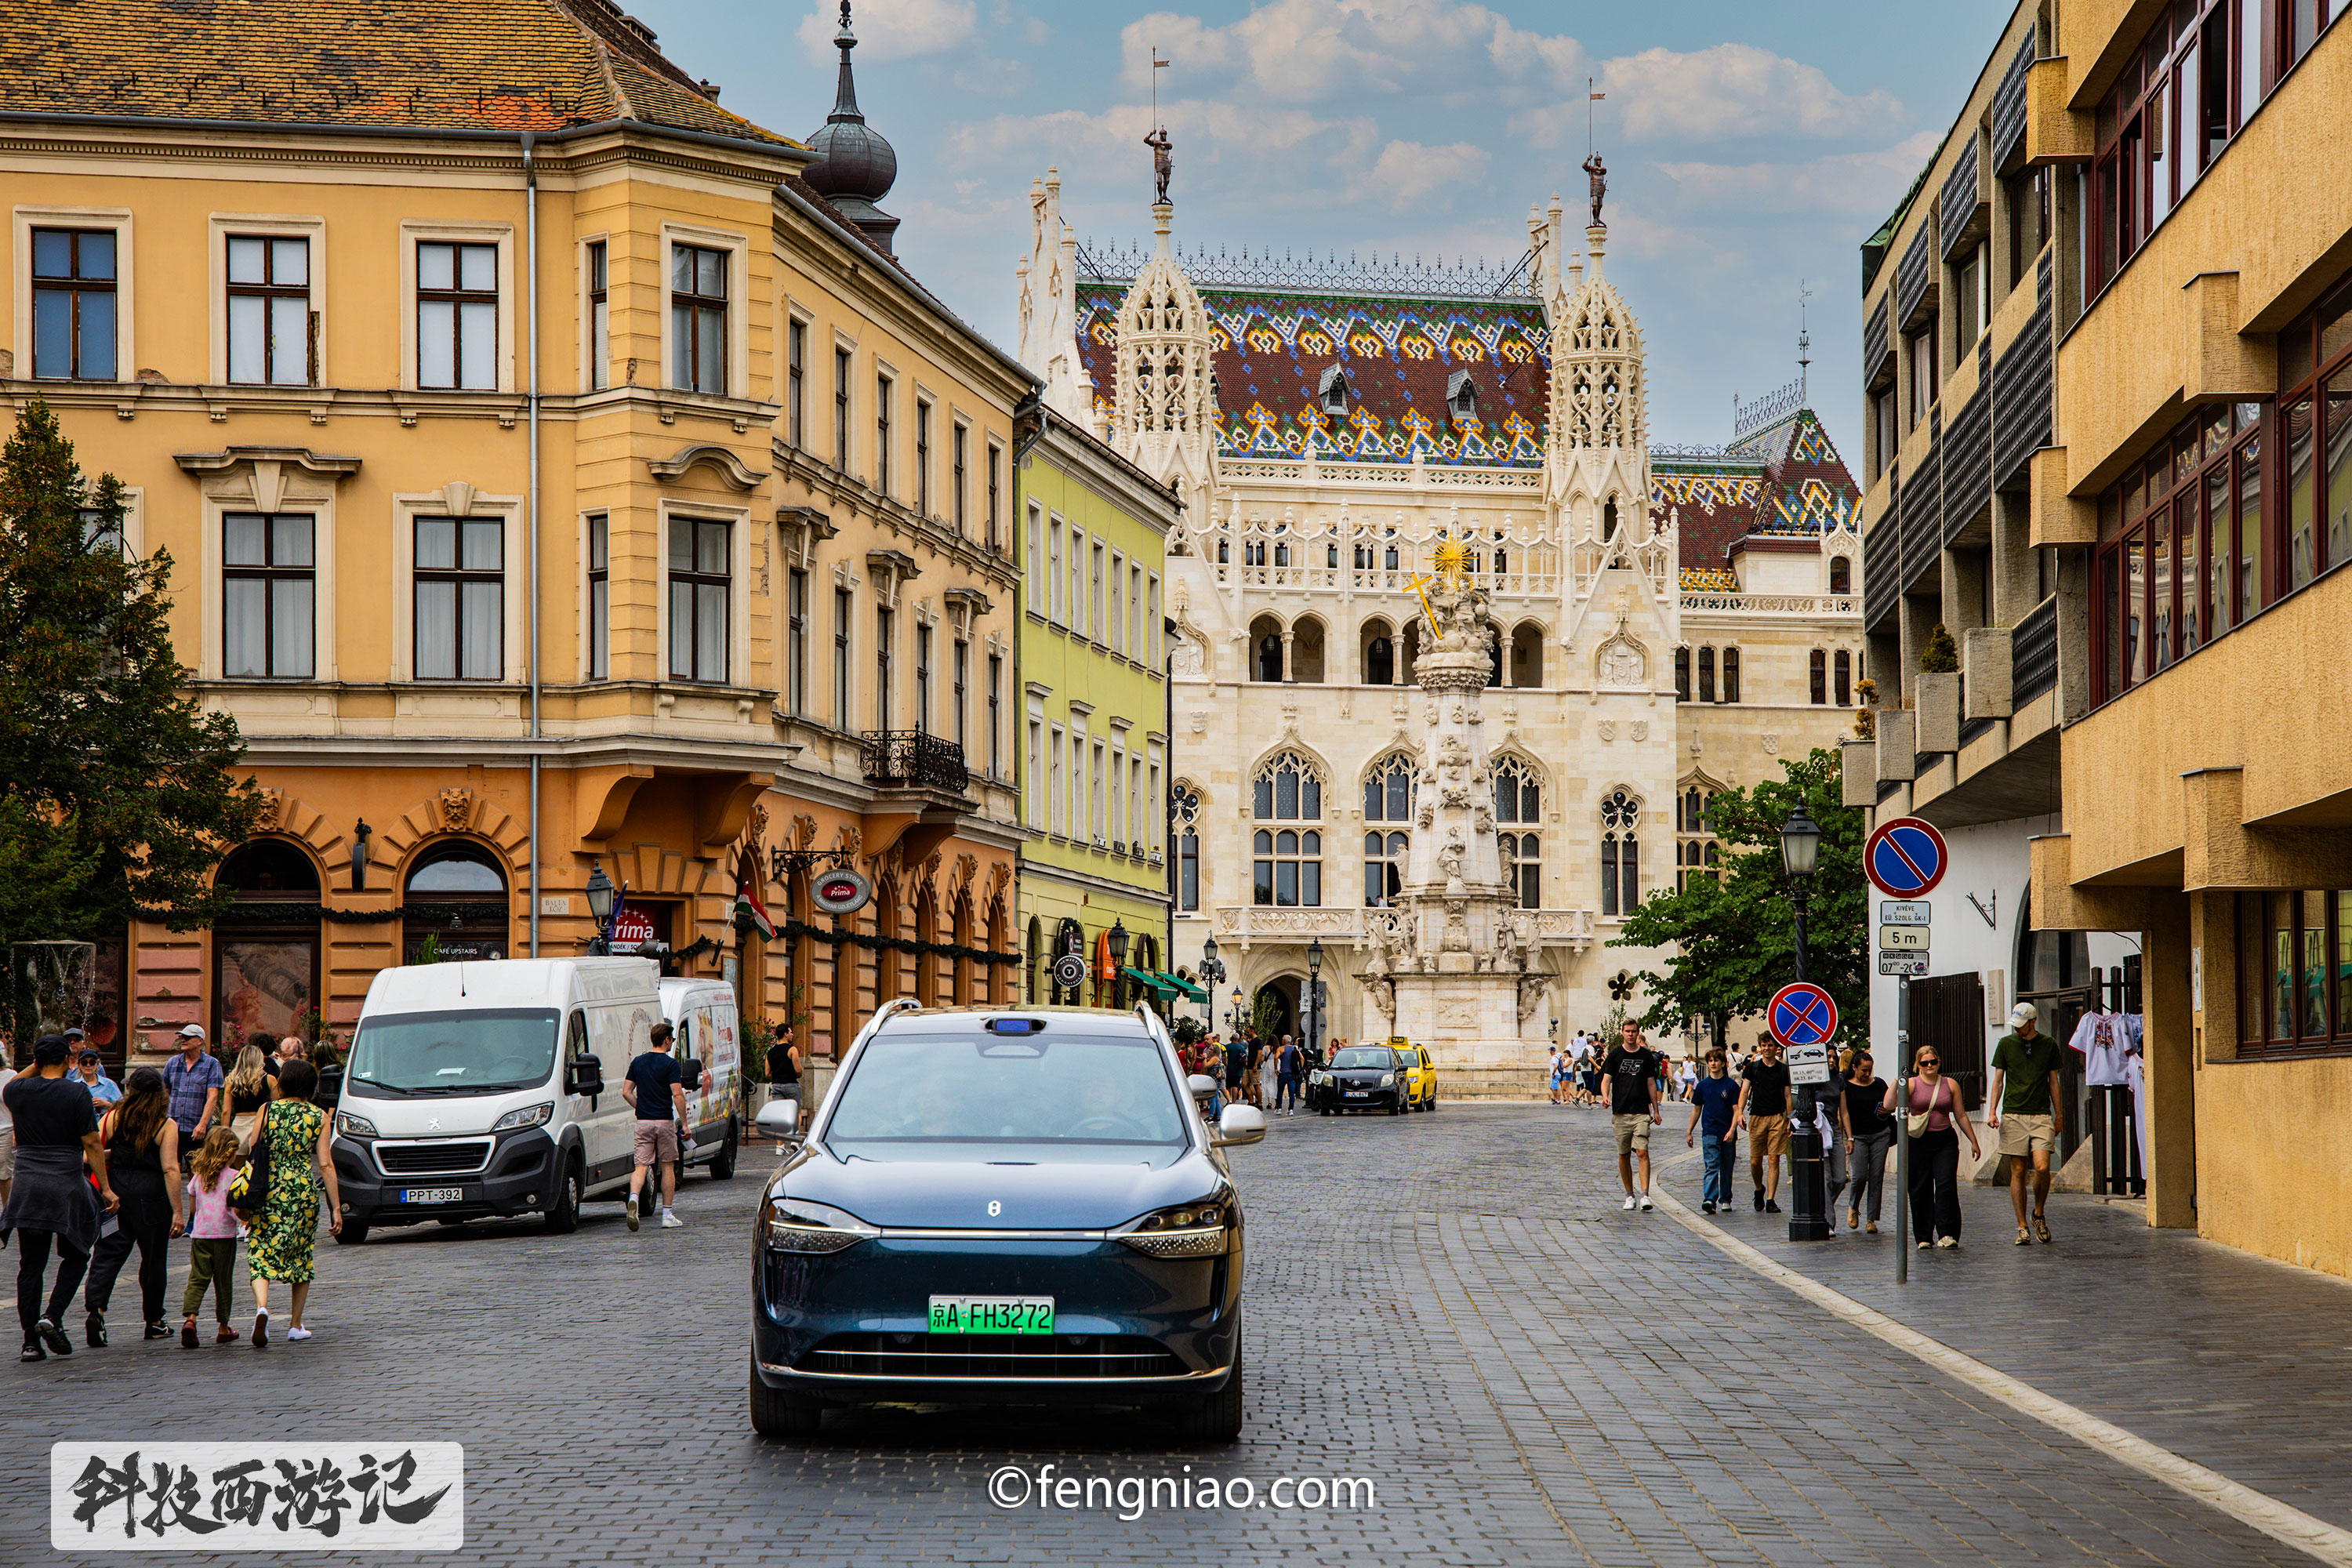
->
[801, 1, 900, 253]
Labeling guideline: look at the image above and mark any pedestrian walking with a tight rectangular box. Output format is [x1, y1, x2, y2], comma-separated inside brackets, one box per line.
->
[242, 1060, 336, 1348]
[1987, 1001, 2064, 1245]
[162, 1025, 223, 1170]
[223, 1043, 278, 1149]
[1677, 1056, 1699, 1104]
[1839, 1050, 1893, 1232]
[1601, 1019, 1667, 1211]
[1546, 1045, 1564, 1104]
[82, 1068, 183, 1346]
[1685, 1049, 1740, 1213]
[1886, 1047, 1980, 1250]
[0, 1037, 16, 1209]
[1275, 1035, 1302, 1115]
[72, 1047, 122, 1108]
[2, 1035, 114, 1361]
[180, 1127, 245, 1347]
[765, 1023, 803, 1134]
[624, 1022, 689, 1232]
[1732, 1038, 1793, 1213]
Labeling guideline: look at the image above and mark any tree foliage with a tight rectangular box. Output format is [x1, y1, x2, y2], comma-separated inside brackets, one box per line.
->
[1608, 747, 1868, 1044]
[0, 400, 259, 949]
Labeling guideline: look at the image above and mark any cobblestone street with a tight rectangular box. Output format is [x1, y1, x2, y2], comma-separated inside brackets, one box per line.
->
[7, 1102, 2344, 1566]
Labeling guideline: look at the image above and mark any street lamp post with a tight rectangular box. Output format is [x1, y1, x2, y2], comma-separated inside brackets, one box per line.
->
[1200, 936, 1225, 1033]
[584, 863, 618, 956]
[1108, 919, 1131, 1010]
[1779, 804, 1830, 1242]
[1230, 988, 1244, 1035]
[1305, 937, 1324, 1066]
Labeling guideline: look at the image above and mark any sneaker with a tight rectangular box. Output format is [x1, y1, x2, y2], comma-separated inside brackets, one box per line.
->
[181, 1319, 200, 1351]
[1639, 1194, 1654, 1211]
[252, 1311, 269, 1350]
[215, 1325, 240, 1345]
[1752, 1189, 1765, 1212]
[286, 1327, 312, 1342]
[1936, 1236, 1960, 1249]
[1621, 1193, 1638, 1210]
[36, 1319, 71, 1357]
[625, 1194, 641, 1232]
[20, 1340, 44, 1363]
[1916, 1240, 1932, 1250]
[143, 1322, 170, 1341]
[1700, 1200, 1716, 1214]
[1763, 1200, 1781, 1214]
[661, 1211, 684, 1229]
[85, 1311, 107, 1348]
[2015, 1226, 2033, 1247]
[2034, 1214, 2053, 1243]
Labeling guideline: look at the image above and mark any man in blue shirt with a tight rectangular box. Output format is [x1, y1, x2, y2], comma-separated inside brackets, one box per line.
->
[71, 1047, 120, 1106]
[1686, 1048, 1742, 1214]
[162, 1025, 223, 1163]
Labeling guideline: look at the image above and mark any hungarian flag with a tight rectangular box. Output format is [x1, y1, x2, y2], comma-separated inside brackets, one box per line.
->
[734, 876, 775, 939]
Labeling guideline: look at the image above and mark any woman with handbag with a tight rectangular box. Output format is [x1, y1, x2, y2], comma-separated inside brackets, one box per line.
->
[1882, 1047, 1980, 1250]
[239, 1060, 338, 1348]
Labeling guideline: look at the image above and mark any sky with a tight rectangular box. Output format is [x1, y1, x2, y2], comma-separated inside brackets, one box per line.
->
[627, 0, 2013, 451]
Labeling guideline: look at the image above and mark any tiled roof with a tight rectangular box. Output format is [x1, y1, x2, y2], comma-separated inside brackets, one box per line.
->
[0, 0, 797, 147]
[1074, 281, 1550, 469]
[1650, 409, 1860, 566]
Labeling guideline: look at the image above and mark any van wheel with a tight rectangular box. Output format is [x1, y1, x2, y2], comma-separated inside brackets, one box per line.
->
[749, 1356, 824, 1441]
[710, 1118, 739, 1181]
[332, 1218, 369, 1246]
[543, 1156, 582, 1235]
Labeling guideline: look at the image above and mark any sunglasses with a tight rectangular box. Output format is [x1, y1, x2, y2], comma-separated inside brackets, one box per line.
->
[1915, 1058, 1940, 1066]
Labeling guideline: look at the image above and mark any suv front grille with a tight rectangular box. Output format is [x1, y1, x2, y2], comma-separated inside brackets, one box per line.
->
[799, 1333, 1187, 1380]
[375, 1140, 493, 1175]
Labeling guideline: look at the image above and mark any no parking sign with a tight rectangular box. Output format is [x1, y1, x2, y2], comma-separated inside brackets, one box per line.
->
[1768, 981, 1839, 1056]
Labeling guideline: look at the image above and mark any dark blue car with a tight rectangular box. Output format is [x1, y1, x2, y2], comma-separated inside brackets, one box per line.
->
[748, 1002, 1266, 1442]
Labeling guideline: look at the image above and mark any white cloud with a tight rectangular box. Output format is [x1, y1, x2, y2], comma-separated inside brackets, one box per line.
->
[1599, 43, 1902, 143]
[1655, 129, 1941, 220]
[1118, 0, 1582, 103]
[948, 96, 1379, 201]
[797, 0, 978, 64]
[1355, 139, 1491, 210]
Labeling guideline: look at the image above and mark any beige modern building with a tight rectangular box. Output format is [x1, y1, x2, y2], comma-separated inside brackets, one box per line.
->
[1857, 0, 2352, 1279]
[2, 0, 1031, 1083]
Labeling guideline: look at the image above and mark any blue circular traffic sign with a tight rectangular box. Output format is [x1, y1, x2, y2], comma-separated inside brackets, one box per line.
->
[1864, 816, 1948, 898]
[1768, 982, 1839, 1049]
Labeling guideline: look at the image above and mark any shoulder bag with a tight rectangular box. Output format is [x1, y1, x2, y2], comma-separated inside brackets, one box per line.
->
[1905, 1078, 1947, 1139]
[234, 1103, 275, 1215]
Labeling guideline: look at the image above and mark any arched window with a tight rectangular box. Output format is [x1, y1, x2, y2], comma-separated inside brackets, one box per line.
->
[1835, 648, 1853, 706]
[1499, 832, 1539, 909]
[1250, 612, 1283, 681]
[1362, 620, 1396, 686]
[1508, 622, 1541, 688]
[1364, 753, 1416, 822]
[1363, 829, 1408, 906]
[1486, 627, 1503, 687]
[1810, 648, 1828, 705]
[1025, 915, 1044, 1004]
[1601, 789, 1641, 916]
[1675, 646, 1691, 702]
[213, 840, 321, 1047]
[1697, 646, 1715, 702]
[404, 840, 509, 963]
[1677, 786, 1719, 891]
[1290, 618, 1326, 683]
[1830, 555, 1852, 594]
[1722, 646, 1740, 703]
[1494, 757, 1540, 824]
[1173, 783, 1202, 911]
[1253, 750, 1323, 908]
[1363, 753, 1414, 906]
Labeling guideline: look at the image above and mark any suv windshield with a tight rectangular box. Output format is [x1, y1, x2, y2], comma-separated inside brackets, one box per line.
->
[346, 1008, 560, 1098]
[826, 1030, 1186, 1150]
[1330, 1047, 1394, 1069]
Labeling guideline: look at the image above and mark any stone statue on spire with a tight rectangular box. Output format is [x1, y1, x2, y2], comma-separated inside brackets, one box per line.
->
[1145, 127, 1173, 204]
[1581, 152, 1607, 228]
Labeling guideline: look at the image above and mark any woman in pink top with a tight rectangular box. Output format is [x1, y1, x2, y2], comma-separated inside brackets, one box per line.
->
[1882, 1047, 1980, 1250]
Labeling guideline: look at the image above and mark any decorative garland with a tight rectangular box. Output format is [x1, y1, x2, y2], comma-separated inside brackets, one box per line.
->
[775, 916, 1020, 966]
[214, 901, 496, 927]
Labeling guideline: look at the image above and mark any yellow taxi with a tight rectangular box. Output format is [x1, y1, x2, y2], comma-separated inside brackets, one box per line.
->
[1388, 1037, 1439, 1112]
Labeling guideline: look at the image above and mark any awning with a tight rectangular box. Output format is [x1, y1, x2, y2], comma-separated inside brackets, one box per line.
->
[1156, 971, 1209, 1002]
[1120, 965, 1179, 997]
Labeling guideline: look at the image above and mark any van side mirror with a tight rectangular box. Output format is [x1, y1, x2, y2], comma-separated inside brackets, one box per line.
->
[565, 1057, 604, 1097]
[682, 1059, 705, 1091]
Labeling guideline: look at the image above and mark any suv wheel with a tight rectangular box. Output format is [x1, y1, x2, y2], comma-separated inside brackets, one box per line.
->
[1171, 1344, 1244, 1442]
[749, 1356, 825, 1441]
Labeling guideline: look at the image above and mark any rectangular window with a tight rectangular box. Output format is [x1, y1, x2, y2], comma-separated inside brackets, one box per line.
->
[1905, 323, 1936, 427]
[1109, 552, 1125, 654]
[587, 514, 610, 680]
[953, 637, 969, 753]
[1091, 543, 1105, 641]
[1697, 646, 1716, 703]
[415, 515, 503, 681]
[833, 587, 853, 724]
[1809, 648, 1828, 705]
[1028, 504, 1047, 609]
[1146, 762, 1161, 854]
[1147, 575, 1161, 666]
[1048, 727, 1064, 834]
[666, 516, 731, 683]
[875, 375, 894, 496]
[1028, 720, 1044, 826]
[586, 241, 609, 391]
[786, 320, 805, 446]
[670, 243, 728, 394]
[1835, 648, 1853, 706]
[221, 512, 314, 678]
[834, 348, 853, 470]
[2234, 885, 2352, 1057]
[227, 235, 310, 386]
[31, 227, 117, 381]
[1955, 246, 1984, 350]
[916, 400, 933, 516]
[1130, 564, 1145, 656]
[1069, 529, 1087, 637]
[1870, 388, 1898, 482]
[914, 621, 932, 735]
[1722, 646, 1740, 703]
[874, 604, 894, 728]
[987, 444, 1003, 550]
[1047, 519, 1064, 622]
[987, 654, 1003, 777]
[952, 423, 967, 533]
[1091, 741, 1105, 840]
[418, 241, 497, 390]
[787, 568, 809, 714]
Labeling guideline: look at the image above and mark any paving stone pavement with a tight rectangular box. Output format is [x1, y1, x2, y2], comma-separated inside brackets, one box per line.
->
[1, 1102, 2336, 1566]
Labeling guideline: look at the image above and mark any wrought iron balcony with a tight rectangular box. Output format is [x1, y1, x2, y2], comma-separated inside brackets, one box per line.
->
[862, 730, 969, 794]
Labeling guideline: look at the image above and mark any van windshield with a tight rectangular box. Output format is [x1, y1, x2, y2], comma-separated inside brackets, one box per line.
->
[346, 1009, 561, 1098]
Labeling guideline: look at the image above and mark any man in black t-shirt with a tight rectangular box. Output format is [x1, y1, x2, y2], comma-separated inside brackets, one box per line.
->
[622, 1023, 688, 1234]
[3, 1035, 114, 1359]
[1732, 1038, 1794, 1213]
[1600, 1019, 1668, 1212]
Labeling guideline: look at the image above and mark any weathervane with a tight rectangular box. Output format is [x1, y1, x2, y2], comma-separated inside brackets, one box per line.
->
[1145, 48, 1174, 204]
[1583, 76, 1607, 227]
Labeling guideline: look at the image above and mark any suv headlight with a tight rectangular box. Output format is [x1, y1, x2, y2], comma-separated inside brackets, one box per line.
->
[335, 1111, 378, 1140]
[1115, 1197, 1236, 1257]
[491, 1102, 554, 1132]
[761, 1196, 879, 1254]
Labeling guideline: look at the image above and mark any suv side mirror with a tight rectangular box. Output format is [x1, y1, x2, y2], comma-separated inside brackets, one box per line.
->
[564, 1057, 604, 1097]
[1213, 1104, 1266, 1148]
[682, 1059, 705, 1091]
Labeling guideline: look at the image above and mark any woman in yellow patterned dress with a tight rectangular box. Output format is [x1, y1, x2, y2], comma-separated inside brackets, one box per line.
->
[244, 1059, 339, 1350]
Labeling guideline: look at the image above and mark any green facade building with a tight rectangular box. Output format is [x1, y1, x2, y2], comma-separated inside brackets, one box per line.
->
[1014, 406, 1183, 1011]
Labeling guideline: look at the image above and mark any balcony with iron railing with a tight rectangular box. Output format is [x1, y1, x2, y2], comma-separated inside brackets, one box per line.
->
[862, 730, 970, 796]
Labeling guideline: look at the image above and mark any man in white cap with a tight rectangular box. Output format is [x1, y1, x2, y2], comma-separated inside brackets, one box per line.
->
[162, 1025, 223, 1169]
[1987, 1001, 2064, 1245]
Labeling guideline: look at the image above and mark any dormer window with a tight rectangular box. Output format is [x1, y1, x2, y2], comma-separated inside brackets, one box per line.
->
[1319, 364, 1348, 417]
[1446, 370, 1477, 423]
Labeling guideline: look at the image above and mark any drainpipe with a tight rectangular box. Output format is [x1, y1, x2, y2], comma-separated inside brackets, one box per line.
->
[523, 132, 543, 958]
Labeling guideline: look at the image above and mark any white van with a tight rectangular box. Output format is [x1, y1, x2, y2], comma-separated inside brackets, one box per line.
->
[657, 976, 745, 1180]
[332, 957, 668, 1243]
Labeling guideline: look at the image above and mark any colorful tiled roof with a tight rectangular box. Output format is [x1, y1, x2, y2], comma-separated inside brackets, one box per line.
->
[0, 0, 797, 147]
[1650, 409, 1860, 566]
[1679, 567, 1740, 592]
[1074, 281, 1550, 469]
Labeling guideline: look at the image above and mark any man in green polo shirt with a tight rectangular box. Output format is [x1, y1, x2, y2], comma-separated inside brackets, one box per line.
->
[1987, 1001, 2065, 1246]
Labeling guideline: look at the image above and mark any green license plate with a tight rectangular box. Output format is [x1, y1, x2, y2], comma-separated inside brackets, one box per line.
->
[927, 1295, 1054, 1334]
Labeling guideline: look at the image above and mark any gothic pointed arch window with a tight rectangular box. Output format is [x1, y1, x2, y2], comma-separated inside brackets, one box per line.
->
[1362, 753, 1414, 906]
[1494, 758, 1541, 909]
[1600, 789, 1641, 916]
[1173, 782, 1203, 911]
[1677, 785, 1720, 891]
[1252, 750, 1323, 908]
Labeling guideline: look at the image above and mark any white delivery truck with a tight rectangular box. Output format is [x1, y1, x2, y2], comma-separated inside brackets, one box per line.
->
[657, 975, 745, 1181]
[332, 957, 669, 1243]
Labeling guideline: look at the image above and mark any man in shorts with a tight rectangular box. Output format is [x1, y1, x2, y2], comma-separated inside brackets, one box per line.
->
[1988, 1001, 2065, 1245]
[1732, 1037, 1793, 1213]
[1600, 1019, 1667, 1210]
[622, 1022, 690, 1232]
